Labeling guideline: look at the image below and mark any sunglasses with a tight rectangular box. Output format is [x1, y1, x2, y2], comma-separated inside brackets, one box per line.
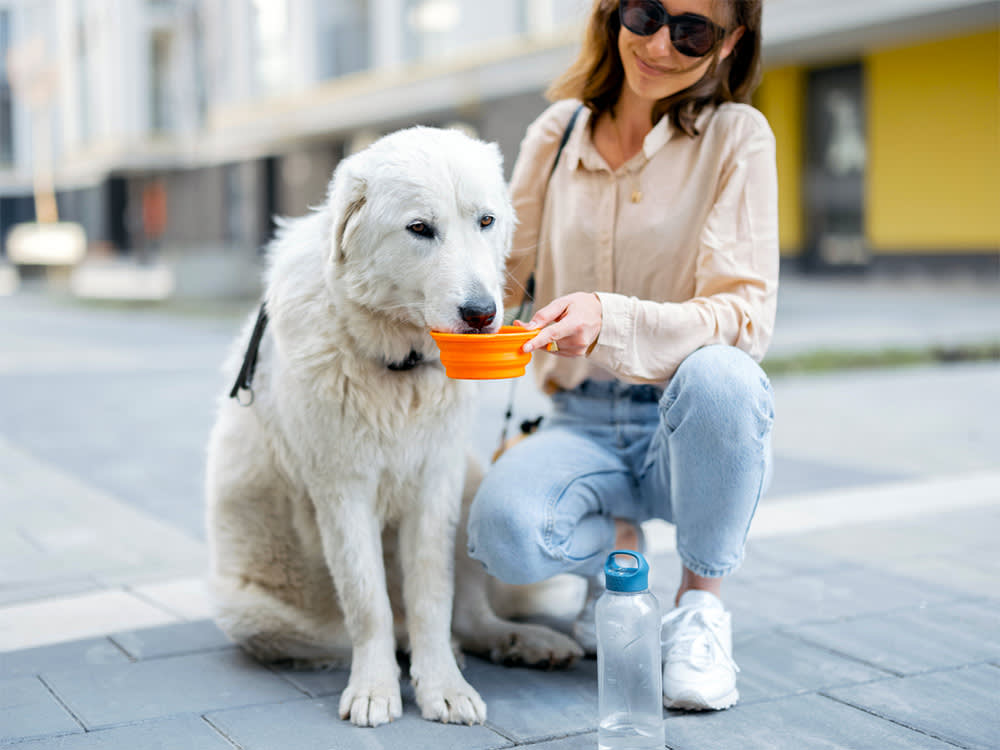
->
[619, 0, 725, 58]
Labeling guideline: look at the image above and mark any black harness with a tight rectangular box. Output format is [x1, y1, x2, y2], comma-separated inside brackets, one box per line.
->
[228, 302, 423, 405]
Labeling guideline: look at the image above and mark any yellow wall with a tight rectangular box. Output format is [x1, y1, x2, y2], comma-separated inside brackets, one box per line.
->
[866, 29, 1000, 252]
[756, 67, 805, 256]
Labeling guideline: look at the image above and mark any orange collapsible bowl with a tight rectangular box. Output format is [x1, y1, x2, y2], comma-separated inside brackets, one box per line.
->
[430, 326, 538, 380]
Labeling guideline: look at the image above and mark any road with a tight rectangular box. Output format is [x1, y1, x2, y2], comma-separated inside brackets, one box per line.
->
[2, 279, 998, 542]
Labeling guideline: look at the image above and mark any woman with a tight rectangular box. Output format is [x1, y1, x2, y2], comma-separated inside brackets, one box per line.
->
[467, 0, 776, 711]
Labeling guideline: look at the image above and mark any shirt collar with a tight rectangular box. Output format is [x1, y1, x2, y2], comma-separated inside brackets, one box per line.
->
[570, 104, 717, 171]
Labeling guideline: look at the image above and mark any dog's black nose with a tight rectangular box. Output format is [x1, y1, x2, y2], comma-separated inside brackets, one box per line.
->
[459, 301, 496, 331]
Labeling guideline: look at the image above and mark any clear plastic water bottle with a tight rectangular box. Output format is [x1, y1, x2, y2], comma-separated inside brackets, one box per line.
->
[597, 550, 664, 750]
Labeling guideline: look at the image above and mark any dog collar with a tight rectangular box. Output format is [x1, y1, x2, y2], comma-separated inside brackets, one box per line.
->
[387, 350, 424, 371]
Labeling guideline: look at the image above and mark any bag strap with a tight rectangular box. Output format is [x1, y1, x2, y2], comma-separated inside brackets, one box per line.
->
[495, 103, 585, 461]
[509, 103, 585, 324]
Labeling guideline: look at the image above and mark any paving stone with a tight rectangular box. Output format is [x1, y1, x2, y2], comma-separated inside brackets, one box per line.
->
[0, 367, 221, 542]
[827, 664, 1000, 750]
[11, 715, 235, 749]
[723, 565, 955, 630]
[882, 552, 1000, 597]
[662, 692, 955, 750]
[766, 456, 906, 499]
[813, 506, 1000, 566]
[0, 589, 179, 652]
[521, 733, 598, 749]
[0, 637, 128, 679]
[126, 578, 213, 621]
[269, 662, 351, 698]
[791, 597, 1000, 675]
[0, 432, 208, 584]
[109, 620, 233, 660]
[733, 630, 892, 704]
[40, 649, 305, 730]
[0, 676, 82, 743]
[206, 696, 513, 750]
[460, 656, 599, 743]
[739, 538, 854, 579]
[0, 578, 103, 607]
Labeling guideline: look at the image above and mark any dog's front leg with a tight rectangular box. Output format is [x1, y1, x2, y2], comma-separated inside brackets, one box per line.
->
[312, 487, 402, 727]
[399, 470, 487, 725]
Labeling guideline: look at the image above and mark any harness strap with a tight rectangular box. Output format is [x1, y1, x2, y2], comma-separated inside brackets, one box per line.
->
[229, 303, 426, 405]
[229, 302, 269, 404]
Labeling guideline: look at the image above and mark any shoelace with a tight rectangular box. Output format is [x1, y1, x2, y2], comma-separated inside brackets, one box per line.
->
[660, 607, 740, 673]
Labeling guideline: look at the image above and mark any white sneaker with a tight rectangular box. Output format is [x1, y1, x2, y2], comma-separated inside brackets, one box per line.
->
[571, 527, 646, 655]
[661, 590, 739, 711]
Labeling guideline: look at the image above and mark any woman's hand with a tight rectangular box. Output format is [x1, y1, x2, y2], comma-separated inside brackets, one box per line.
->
[519, 292, 602, 356]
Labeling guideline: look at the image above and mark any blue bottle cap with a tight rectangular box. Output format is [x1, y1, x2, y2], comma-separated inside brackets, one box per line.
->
[603, 550, 650, 592]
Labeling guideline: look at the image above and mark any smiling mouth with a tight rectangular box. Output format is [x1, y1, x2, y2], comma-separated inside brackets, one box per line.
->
[636, 56, 672, 76]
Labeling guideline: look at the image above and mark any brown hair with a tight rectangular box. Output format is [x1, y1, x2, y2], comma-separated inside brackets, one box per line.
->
[546, 0, 763, 136]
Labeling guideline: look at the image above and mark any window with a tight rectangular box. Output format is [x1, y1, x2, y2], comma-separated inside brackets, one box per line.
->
[150, 32, 173, 132]
[252, 0, 290, 94]
[317, 0, 369, 79]
[0, 11, 12, 164]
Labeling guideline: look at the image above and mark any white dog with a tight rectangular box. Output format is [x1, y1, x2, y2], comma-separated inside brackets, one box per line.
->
[205, 127, 581, 729]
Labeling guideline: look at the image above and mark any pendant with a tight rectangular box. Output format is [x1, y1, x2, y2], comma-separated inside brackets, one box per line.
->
[631, 190, 642, 204]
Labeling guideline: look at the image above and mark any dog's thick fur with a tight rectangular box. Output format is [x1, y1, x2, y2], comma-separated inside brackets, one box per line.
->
[205, 127, 581, 728]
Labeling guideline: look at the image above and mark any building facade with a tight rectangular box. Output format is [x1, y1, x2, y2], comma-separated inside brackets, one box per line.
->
[0, 0, 997, 292]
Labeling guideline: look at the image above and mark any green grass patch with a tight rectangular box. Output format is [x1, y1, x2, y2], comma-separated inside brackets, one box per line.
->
[762, 342, 1000, 377]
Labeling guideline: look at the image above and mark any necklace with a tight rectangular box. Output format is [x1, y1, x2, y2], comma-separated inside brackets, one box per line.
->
[610, 112, 643, 204]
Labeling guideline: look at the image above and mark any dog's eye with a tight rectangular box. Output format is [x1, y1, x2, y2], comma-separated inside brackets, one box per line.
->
[479, 215, 495, 229]
[407, 221, 436, 239]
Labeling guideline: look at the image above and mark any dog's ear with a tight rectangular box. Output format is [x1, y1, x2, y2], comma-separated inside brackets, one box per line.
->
[326, 160, 367, 264]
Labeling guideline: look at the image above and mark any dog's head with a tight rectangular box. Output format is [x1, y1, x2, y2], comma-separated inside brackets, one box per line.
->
[324, 127, 513, 335]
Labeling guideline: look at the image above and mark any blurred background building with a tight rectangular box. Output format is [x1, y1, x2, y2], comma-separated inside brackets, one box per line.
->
[0, 0, 997, 297]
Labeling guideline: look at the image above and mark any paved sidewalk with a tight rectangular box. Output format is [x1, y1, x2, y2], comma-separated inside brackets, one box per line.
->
[2, 274, 999, 748]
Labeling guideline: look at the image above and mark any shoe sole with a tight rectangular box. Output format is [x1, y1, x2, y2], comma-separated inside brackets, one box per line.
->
[664, 687, 739, 711]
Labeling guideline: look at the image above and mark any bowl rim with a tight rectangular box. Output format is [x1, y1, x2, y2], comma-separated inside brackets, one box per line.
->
[429, 325, 538, 343]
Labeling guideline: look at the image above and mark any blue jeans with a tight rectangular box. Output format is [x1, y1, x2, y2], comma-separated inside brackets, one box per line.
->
[467, 345, 774, 584]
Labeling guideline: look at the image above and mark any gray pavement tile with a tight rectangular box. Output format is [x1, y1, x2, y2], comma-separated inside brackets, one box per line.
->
[0, 578, 103, 607]
[661, 693, 956, 750]
[9, 715, 235, 749]
[739, 539, 854, 579]
[789, 507, 1000, 569]
[268, 663, 350, 698]
[0, 369, 218, 542]
[723, 565, 956, 630]
[0, 433, 208, 585]
[733, 630, 892, 704]
[883, 552, 1000, 598]
[0, 527, 103, 600]
[460, 656, 599, 743]
[205, 696, 513, 750]
[790, 597, 1000, 675]
[826, 664, 1000, 750]
[766, 456, 908, 500]
[109, 620, 233, 661]
[40, 649, 305, 730]
[0, 676, 82, 744]
[520, 734, 597, 749]
[0, 638, 128, 679]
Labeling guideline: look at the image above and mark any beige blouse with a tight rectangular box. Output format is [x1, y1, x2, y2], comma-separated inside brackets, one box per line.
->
[506, 98, 780, 392]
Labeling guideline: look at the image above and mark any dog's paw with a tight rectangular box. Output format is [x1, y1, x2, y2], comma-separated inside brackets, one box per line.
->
[489, 624, 584, 669]
[338, 679, 403, 727]
[413, 674, 487, 725]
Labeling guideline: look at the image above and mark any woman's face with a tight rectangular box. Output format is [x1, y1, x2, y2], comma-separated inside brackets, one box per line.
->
[616, 0, 741, 109]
